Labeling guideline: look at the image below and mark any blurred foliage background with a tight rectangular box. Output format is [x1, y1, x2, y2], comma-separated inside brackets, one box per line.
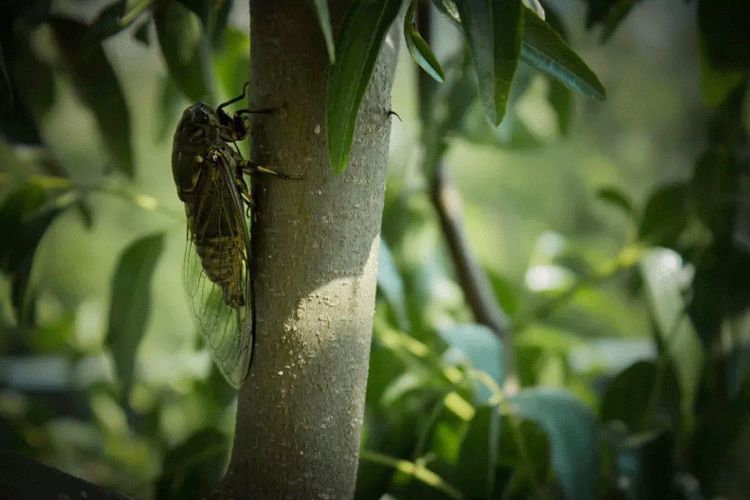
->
[1, 0, 749, 499]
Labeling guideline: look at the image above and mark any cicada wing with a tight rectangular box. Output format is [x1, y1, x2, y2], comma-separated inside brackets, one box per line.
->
[182, 150, 253, 388]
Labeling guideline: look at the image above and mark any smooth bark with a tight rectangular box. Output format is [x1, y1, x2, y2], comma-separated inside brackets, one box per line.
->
[219, 1, 398, 498]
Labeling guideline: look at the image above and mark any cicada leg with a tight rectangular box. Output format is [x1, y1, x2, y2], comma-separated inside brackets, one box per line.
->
[240, 160, 303, 180]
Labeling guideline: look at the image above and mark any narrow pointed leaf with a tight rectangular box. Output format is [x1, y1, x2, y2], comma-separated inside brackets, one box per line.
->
[404, 1, 445, 83]
[326, 0, 401, 173]
[309, 0, 336, 63]
[457, 0, 524, 125]
[106, 233, 164, 397]
[51, 18, 135, 177]
[521, 7, 606, 100]
[154, 0, 215, 102]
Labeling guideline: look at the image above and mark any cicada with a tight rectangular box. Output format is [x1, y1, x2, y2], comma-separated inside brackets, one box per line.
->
[171, 86, 287, 387]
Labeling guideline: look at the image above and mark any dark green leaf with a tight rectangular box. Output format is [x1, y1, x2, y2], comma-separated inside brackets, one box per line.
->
[0, 178, 74, 324]
[210, 0, 234, 47]
[404, 1, 445, 83]
[698, 0, 750, 71]
[548, 78, 573, 136]
[0, 32, 55, 146]
[601, 361, 681, 433]
[326, 0, 401, 172]
[155, 428, 230, 500]
[457, 405, 501, 499]
[521, 7, 606, 100]
[51, 18, 135, 178]
[157, 76, 187, 141]
[309, 0, 336, 63]
[457, 0, 524, 125]
[637, 183, 689, 246]
[582, 0, 637, 42]
[133, 19, 151, 45]
[154, 0, 215, 102]
[614, 430, 676, 500]
[0, 37, 13, 112]
[105, 233, 164, 397]
[510, 388, 599, 500]
[596, 186, 635, 219]
[176, 0, 212, 27]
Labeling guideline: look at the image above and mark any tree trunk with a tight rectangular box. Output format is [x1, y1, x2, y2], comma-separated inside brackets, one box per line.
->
[220, 1, 398, 498]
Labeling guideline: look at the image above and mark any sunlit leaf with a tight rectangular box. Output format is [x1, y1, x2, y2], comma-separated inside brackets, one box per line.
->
[105, 233, 164, 397]
[457, 405, 501, 499]
[52, 18, 135, 178]
[309, 0, 336, 63]
[510, 388, 599, 500]
[404, 1, 445, 83]
[154, 0, 215, 102]
[155, 428, 230, 499]
[457, 0, 523, 125]
[639, 248, 704, 426]
[521, 8, 605, 100]
[326, 0, 401, 172]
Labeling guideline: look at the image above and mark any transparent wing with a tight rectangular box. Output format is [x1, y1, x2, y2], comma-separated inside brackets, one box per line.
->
[182, 149, 253, 388]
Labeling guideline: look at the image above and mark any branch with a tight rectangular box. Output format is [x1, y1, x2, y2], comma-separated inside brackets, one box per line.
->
[429, 160, 519, 393]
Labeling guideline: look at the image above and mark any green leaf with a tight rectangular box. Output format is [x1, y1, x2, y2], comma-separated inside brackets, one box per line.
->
[309, 0, 336, 63]
[154, 0, 215, 102]
[0, 178, 74, 324]
[637, 183, 689, 247]
[51, 18, 135, 178]
[521, 7, 606, 100]
[699, 39, 746, 107]
[326, 0, 401, 173]
[457, 405, 501, 499]
[105, 233, 164, 398]
[601, 361, 681, 434]
[510, 388, 599, 500]
[404, 1, 445, 83]
[457, 0, 524, 125]
[0, 37, 12, 112]
[155, 428, 230, 499]
[596, 186, 636, 219]
[431, 0, 461, 25]
[698, 0, 750, 72]
[614, 430, 676, 500]
[639, 248, 704, 427]
[547, 78, 573, 135]
[582, 0, 637, 42]
[377, 239, 410, 330]
[439, 324, 504, 399]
